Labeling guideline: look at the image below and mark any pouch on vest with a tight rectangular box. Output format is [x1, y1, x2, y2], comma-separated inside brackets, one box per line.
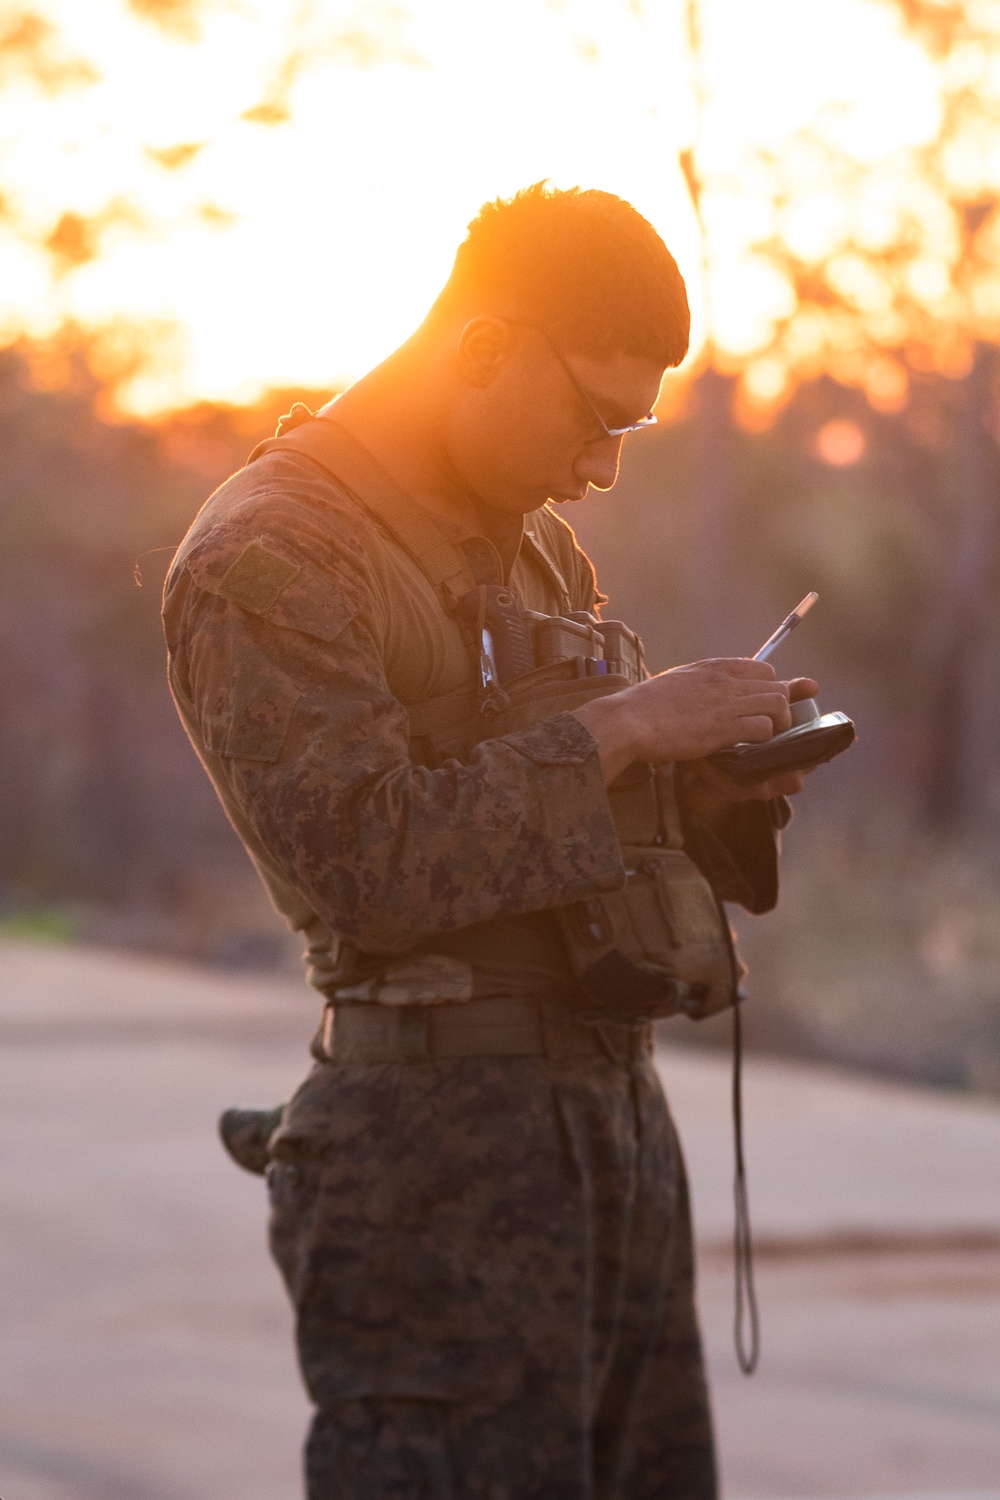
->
[556, 843, 743, 1024]
[554, 749, 743, 1023]
[410, 663, 743, 1025]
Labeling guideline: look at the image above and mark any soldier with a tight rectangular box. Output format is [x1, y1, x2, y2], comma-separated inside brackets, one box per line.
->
[163, 183, 816, 1499]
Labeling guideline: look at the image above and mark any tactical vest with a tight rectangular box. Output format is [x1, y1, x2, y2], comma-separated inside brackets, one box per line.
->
[249, 411, 742, 1024]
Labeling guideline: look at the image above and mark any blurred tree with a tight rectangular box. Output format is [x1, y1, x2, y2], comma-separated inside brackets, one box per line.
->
[0, 7, 96, 91]
[0, 329, 333, 961]
[677, 2, 743, 658]
[127, 0, 203, 40]
[683, 0, 1000, 827]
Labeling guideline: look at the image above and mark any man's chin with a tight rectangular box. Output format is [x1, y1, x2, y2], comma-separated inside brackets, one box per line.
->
[472, 482, 585, 517]
[472, 489, 550, 521]
[548, 489, 589, 505]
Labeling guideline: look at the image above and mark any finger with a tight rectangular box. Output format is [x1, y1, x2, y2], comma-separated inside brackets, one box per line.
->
[754, 770, 806, 798]
[730, 678, 790, 704]
[735, 714, 776, 743]
[689, 657, 779, 681]
[727, 689, 792, 726]
[786, 677, 819, 702]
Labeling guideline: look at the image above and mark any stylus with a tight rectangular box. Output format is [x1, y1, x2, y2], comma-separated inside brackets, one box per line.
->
[752, 592, 819, 662]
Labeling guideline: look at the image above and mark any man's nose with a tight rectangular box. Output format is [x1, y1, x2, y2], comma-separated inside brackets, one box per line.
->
[573, 435, 623, 492]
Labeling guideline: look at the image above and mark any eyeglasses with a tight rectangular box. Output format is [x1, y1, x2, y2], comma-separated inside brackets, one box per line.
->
[509, 321, 658, 440]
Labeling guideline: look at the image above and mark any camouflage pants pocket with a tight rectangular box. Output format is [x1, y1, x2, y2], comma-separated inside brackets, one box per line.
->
[266, 1056, 718, 1498]
[266, 1156, 318, 1304]
[305, 1398, 456, 1500]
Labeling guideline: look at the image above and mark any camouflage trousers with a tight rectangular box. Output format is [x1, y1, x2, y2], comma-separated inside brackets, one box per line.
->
[266, 1050, 717, 1499]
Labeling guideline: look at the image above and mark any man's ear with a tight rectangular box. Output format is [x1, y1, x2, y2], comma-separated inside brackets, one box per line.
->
[455, 317, 513, 388]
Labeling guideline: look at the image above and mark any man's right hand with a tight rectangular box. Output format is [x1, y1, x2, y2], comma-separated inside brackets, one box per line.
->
[572, 659, 816, 785]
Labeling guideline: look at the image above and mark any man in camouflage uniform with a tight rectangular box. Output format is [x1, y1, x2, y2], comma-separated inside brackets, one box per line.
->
[163, 185, 815, 1498]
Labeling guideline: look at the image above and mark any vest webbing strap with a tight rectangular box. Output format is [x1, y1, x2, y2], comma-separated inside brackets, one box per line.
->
[522, 524, 572, 613]
[249, 416, 478, 604]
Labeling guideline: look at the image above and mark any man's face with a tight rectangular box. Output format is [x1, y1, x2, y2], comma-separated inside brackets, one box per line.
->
[442, 319, 666, 517]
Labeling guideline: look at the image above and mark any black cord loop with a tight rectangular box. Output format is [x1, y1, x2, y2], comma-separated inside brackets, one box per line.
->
[732, 993, 760, 1374]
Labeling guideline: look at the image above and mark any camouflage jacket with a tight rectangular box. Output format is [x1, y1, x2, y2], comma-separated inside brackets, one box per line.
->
[162, 427, 786, 1001]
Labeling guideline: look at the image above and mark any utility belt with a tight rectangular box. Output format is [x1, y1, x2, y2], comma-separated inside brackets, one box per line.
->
[312, 995, 652, 1066]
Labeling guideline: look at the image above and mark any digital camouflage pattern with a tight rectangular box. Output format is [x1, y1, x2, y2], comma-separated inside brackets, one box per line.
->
[162, 446, 628, 1001]
[162, 428, 785, 1499]
[267, 1051, 717, 1500]
[218, 1103, 283, 1175]
[163, 439, 785, 1004]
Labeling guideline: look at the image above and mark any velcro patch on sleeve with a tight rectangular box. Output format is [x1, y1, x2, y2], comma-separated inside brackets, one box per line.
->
[217, 541, 302, 615]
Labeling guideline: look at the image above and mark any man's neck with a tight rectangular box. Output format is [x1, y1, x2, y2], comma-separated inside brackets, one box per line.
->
[327, 341, 524, 576]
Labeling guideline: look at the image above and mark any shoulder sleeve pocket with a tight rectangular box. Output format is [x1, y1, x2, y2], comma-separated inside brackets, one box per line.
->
[187, 537, 356, 644]
[197, 634, 302, 763]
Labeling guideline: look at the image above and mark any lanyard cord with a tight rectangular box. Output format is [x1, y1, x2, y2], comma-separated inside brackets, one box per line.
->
[708, 883, 762, 1375]
[732, 991, 760, 1374]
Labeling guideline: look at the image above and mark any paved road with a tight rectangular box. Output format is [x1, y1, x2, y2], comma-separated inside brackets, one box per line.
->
[1, 942, 999, 1500]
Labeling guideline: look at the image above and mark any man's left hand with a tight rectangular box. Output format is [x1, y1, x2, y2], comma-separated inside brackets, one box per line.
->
[681, 675, 818, 824]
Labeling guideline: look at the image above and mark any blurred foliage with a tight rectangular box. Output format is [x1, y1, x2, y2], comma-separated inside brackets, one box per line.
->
[0, 904, 76, 943]
[0, 329, 330, 967]
[576, 360, 999, 803]
[0, 7, 97, 93]
[662, 820, 1000, 1095]
[683, 0, 1000, 414]
[127, 0, 203, 41]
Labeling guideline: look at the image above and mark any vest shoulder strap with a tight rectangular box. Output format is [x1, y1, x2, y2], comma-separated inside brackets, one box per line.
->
[248, 414, 477, 604]
[521, 515, 573, 613]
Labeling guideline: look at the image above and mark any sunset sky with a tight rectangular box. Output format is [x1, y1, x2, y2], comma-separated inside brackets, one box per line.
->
[0, 0, 982, 414]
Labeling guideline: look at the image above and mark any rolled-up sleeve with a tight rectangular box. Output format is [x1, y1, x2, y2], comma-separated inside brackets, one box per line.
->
[164, 529, 625, 955]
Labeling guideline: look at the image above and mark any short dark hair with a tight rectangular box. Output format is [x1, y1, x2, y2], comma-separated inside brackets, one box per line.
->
[431, 182, 690, 367]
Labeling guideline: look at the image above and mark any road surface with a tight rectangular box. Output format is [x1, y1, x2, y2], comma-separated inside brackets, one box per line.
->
[2, 941, 998, 1500]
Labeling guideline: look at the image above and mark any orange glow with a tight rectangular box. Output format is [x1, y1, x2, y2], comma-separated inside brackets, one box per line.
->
[816, 419, 867, 466]
[0, 1, 995, 414]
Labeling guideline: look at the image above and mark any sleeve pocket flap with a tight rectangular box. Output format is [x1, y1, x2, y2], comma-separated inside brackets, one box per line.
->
[188, 539, 355, 644]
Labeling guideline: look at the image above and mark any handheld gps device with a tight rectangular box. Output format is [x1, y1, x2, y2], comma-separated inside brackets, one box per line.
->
[707, 696, 856, 786]
[705, 594, 857, 786]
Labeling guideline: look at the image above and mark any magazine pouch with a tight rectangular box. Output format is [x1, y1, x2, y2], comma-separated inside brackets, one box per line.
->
[557, 839, 741, 1025]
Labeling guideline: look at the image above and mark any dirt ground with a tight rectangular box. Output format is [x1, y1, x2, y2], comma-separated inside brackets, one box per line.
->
[1, 941, 998, 1500]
